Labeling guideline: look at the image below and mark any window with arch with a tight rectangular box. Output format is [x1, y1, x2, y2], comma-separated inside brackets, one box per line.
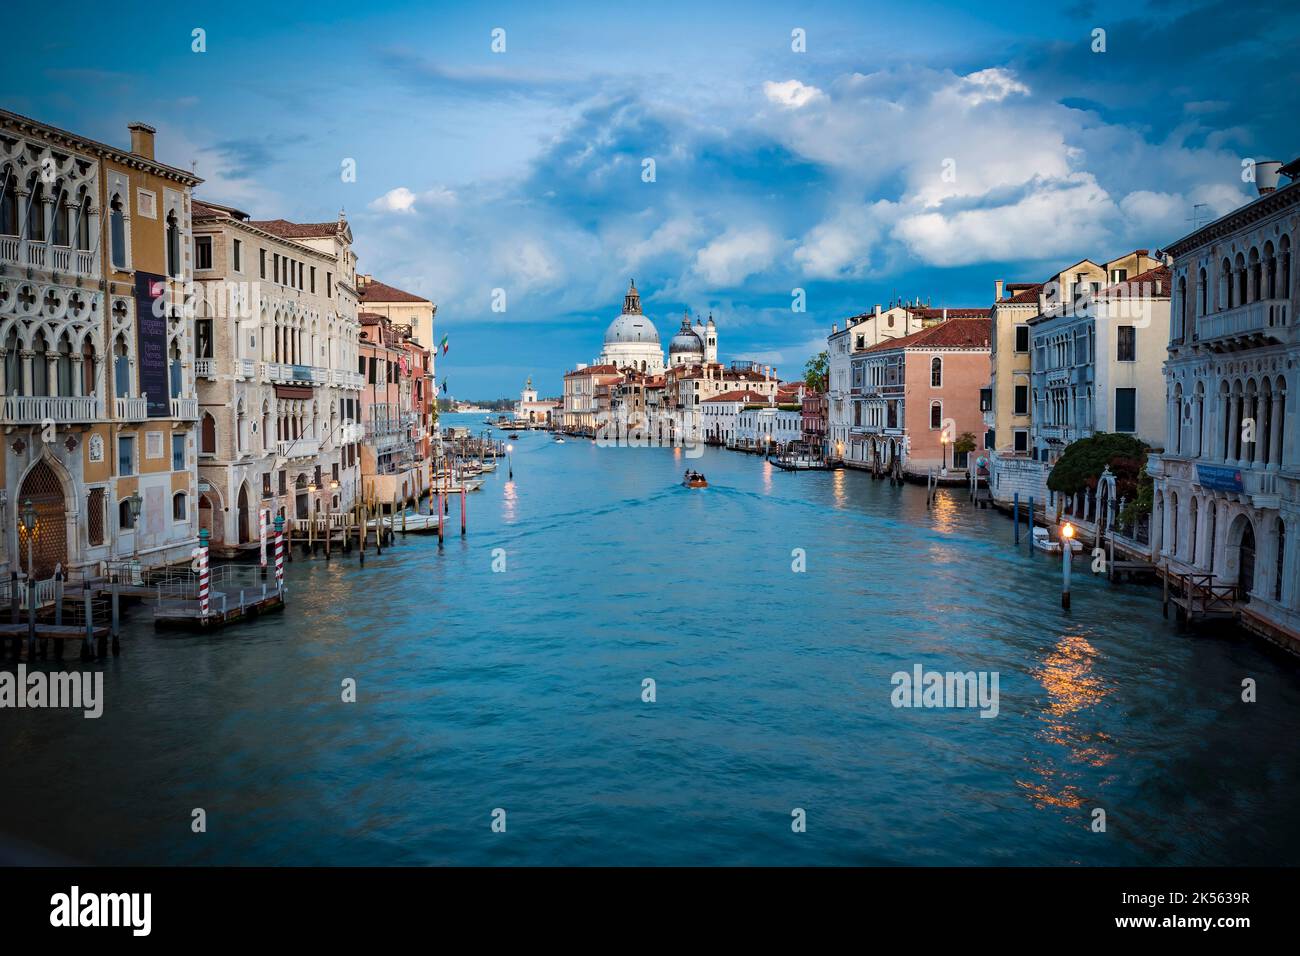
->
[1277, 518, 1287, 603]
[31, 330, 49, 396]
[200, 411, 217, 456]
[172, 491, 188, 521]
[118, 498, 136, 530]
[26, 179, 46, 241]
[930, 356, 942, 387]
[76, 194, 91, 252]
[1282, 235, 1292, 300]
[109, 195, 126, 269]
[51, 185, 69, 247]
[113, 336, 131, 398]
[1198, 266, 1207, 317]
[0, 170, 17, 236]
[930, 401, 942, 430]
[165, 210, 180, 277]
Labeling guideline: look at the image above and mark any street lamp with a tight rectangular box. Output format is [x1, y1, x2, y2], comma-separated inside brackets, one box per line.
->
[1060, 522, 1075, 610]
[128, 490, 143, 564]
[940, 433, 950, 474]
[506, 442, 514, 480]
[20, 499, 36, 581]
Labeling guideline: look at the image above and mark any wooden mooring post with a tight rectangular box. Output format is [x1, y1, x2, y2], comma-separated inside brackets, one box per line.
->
[81, 581, 94, 661]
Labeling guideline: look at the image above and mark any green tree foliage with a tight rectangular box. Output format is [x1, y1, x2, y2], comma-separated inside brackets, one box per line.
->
[954, 431, 976, 456]
[1047, 432, 1151, 504]
[804, 351, 829, 392]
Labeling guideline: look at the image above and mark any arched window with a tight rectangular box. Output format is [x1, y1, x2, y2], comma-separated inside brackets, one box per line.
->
[4, 326, 21, 394]
[1198, 267, 1207, 316]
[930, 356, 942, 387]
[113, 335, 131, 398]
[1277, 518, 1287, 603]
[1249, 247, 1262, 302]
[51, 186, 69, 247]
[165, 210, 180, 277]
[1177, 275, 1188, 342]
[31, 330, 49, 396]
[26, 179, 46, 242]
[0, 170, 17, 236]
[110, 195, 126, 269]
[76, 194, 91, 251]
[1264, 241, 1277, 299]
[1282, 235, 1292, 300]
[930, 401, 942, 429]
[168, 340, 182, 398]
[200, 411, 217, 455]
[1235, 253, 1248, 306]
[118, 498, 135, 530]
[1221, 258, 1233, 309]
[56, 334, 73, 396]
[81, 339, 96, 396]
[172, 491, 188, 521]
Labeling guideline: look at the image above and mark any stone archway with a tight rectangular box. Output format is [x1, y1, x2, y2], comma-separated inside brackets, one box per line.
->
[199, 486, 224, 548]
[236, 482, 251, 545]
[15, 456, 71, 578]
[1226, 512, 1257, 601]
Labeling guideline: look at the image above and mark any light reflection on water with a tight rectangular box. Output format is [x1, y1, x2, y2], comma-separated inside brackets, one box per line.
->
[2, 416, 1299, 866]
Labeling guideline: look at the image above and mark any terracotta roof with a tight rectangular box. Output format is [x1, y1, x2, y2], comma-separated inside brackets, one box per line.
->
[862, 318, 991, 353]
[1099, 264, 1171, 297]
[904, 306, 990, 320]
[359, 278, 430, 304]
[704, 389, 770, 404]
[564, 364, 621, 378]
[1001, 282, 1044, 304]
[246, 218, 340, 239]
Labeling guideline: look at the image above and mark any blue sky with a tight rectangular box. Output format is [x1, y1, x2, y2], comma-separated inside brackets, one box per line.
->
[7, 0, 1298, 398]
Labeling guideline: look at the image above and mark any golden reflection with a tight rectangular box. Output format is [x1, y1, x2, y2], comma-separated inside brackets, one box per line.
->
[831, 467, 847, 508]
[930, 492, 958, 533]
[502, 480, 517, 523]
[762, 459, 773, 494]
[1016, 633, 1115, 811]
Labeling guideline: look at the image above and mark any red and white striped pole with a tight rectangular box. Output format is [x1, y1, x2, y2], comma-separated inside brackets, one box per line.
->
[197, 528, 211, 618]
[274, 515, 286, 593]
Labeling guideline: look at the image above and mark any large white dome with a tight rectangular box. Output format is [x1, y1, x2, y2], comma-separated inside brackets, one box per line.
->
[605, 313, 660, 345]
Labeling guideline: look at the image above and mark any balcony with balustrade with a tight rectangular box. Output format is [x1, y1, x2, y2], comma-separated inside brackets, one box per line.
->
[0, 237, 96, 277]
[277, 437, 321, 461]
[1, 394, 102, 425]
[171, 396, 199, 420]
[1197, 298, 1292, 348]
[195, 357, 217, 379]
[114, 396, 149, 420]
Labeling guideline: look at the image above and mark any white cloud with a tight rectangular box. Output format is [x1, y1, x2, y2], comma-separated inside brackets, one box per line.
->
[762, 79, 825, 110]
[948, 68, 1030, 107]
[694, 227, 779, 286]
[893, 174, 1117, 267]
[369, 185, 458, 214]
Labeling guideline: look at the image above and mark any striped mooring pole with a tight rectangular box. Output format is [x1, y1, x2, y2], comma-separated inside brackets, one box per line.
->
[274, 515, 286, 593]
[197, 528, 211, 618]
[259, 508, 269, 575]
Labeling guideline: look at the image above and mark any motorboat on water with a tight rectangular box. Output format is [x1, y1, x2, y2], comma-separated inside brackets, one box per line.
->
[1032, 526, 1083, 554]
[554, 436, 565, 444]
[682, 471, 708, 488]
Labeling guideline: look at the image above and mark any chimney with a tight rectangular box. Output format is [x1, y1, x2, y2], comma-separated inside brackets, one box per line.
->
[995, 279, 1004, 301]
[1255, 160, 1283, 195]
[942, 308, 948, 321]
[874, 304, 882, 319]
[128, 122, 156, 160]
[832, 323, 838, 334]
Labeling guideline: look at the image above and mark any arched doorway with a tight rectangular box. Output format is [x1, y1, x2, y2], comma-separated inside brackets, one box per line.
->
[199, 490, 224, 548]
[1238, 521, 1256, 601]
[236, 483, 251, 545]
[16, 458, 69, 578]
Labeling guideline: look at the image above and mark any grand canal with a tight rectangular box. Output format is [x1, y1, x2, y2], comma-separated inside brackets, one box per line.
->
[3, 414, 1299, 866]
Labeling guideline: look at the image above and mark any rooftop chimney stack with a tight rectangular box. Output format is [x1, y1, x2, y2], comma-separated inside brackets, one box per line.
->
[1255, 160, 1282, 195]
[874, 304, 882, 319]
[127, 122, 156, 160]
[995, 279, 1004, 301]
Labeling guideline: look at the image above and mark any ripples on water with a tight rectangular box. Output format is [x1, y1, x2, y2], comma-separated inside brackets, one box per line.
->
[3, 416, 1299, 865]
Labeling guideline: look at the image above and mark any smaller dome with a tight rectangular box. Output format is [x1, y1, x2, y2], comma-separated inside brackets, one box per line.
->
[669, 311, 704, 355]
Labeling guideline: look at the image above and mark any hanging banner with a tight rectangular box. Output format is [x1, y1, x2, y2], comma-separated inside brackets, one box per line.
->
[135, 271, 170, 418]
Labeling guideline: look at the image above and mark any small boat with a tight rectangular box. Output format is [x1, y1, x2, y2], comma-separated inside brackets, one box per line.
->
[554, 436, 565, 444]
[508, 433, 519, 440]
[682, 473, 708, 489]
[1031, 526, 1082, 554]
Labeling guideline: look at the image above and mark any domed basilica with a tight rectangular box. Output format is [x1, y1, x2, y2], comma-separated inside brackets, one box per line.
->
[596, 280, 717, 373]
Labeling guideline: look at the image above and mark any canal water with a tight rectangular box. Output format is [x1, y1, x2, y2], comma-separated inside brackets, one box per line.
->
[3, 413, 1299, 866]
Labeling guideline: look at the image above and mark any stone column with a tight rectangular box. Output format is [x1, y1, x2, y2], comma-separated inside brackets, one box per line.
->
[70, 355, 83, 396]
[1229, 392, 1241, 463]
[1269, 390, 1283, 471]
[20, 349, 34, 397]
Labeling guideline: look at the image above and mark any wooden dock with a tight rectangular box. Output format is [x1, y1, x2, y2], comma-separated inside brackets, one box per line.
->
[154, 588, 285, 631]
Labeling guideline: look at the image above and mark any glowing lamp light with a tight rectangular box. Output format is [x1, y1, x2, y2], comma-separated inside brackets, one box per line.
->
[1061, 522, 1075, 540]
